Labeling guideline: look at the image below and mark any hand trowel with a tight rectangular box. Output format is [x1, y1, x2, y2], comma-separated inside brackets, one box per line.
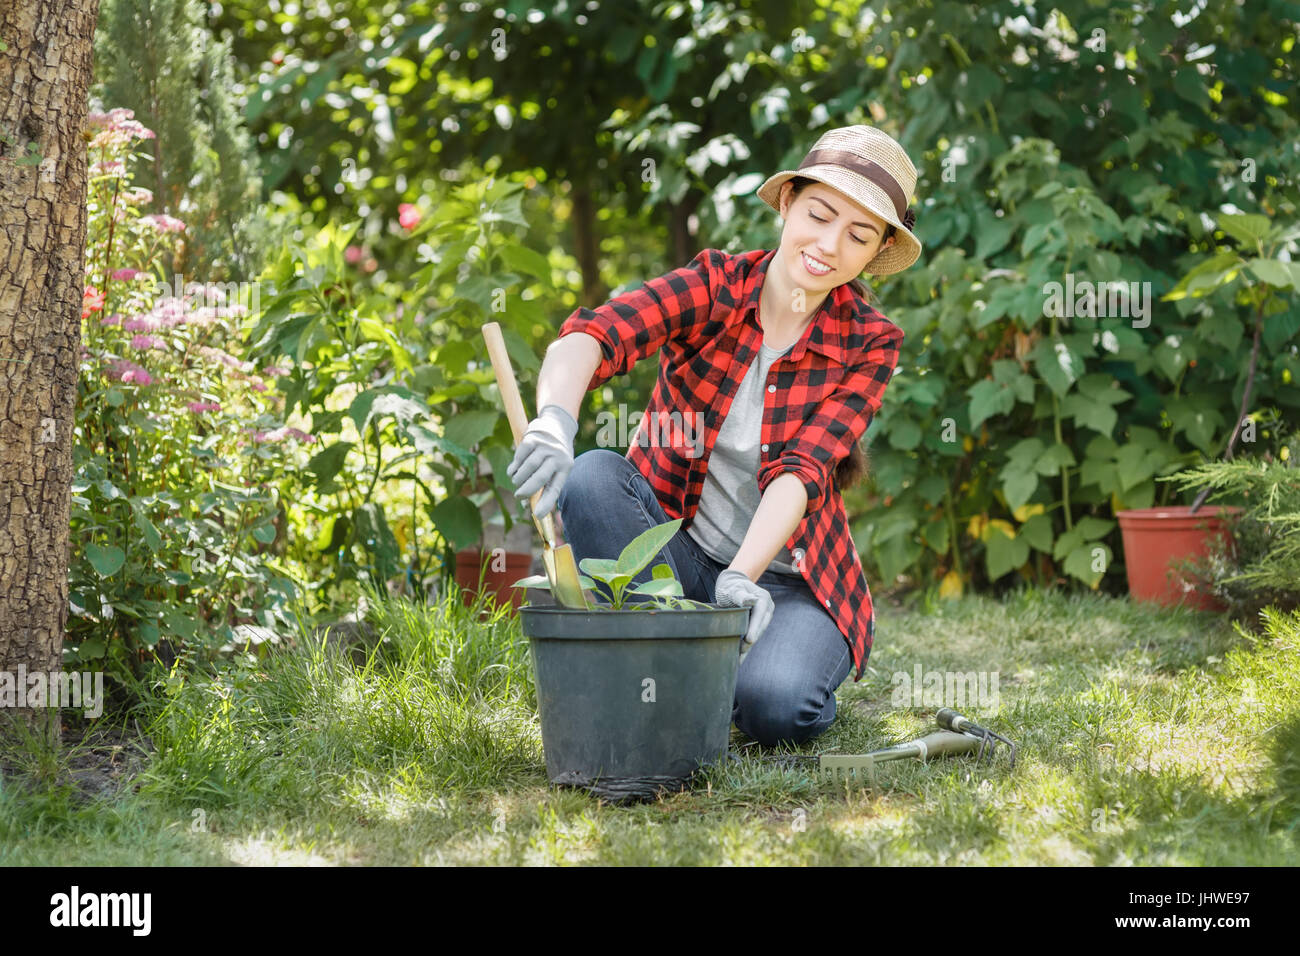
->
[482, 322, 588, 609]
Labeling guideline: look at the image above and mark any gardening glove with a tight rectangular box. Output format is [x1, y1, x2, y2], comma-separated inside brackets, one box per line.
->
[507, 404, 578, 521]
[714, 569, 774, 659]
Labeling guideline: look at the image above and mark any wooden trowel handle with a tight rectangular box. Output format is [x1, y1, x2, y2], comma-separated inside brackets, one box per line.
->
[482, 322, 530, 445]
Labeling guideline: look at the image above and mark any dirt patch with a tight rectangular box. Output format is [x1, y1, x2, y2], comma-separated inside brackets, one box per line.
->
[0, 717, 153, 806]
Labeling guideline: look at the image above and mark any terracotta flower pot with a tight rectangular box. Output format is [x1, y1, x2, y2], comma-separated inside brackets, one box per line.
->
[1116, 505, 1242, 611]
[455, 548, 533, 611]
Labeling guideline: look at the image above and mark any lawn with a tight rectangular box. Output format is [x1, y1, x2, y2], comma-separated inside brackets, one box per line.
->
[2, 584, 1297, 866]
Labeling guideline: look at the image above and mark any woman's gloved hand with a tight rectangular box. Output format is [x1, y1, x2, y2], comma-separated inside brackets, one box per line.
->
[714, 569, 774, 659]
[507, 404, 578, 520]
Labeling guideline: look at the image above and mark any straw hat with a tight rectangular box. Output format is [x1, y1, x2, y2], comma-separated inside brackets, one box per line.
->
[756, 125, 922, 276]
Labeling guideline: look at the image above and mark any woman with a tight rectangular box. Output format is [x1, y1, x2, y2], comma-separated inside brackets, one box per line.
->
[506, 125, 922, 748]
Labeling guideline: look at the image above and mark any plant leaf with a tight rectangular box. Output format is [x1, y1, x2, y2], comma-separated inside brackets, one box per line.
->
[628, 578, 684, 598]
[614, 518, 684, 579]
[86, 543, 125, 577]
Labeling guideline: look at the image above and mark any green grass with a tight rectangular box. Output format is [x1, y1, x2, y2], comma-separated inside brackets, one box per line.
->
[2, 581, 1298, 865]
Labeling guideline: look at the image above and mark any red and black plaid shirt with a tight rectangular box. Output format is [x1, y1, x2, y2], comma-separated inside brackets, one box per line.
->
[556, 247, 904, 681]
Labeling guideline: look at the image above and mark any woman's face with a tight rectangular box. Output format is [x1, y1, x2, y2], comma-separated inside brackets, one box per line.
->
[776, 180, 896, 290]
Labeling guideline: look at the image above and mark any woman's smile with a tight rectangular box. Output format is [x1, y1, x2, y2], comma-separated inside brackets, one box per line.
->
[801, 250, 835, 276]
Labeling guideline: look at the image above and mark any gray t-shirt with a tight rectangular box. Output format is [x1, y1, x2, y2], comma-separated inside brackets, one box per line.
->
[687, 339, 803, 576]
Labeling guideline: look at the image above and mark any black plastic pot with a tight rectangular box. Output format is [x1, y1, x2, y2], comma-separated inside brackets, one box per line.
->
[519, 604, 749, 802]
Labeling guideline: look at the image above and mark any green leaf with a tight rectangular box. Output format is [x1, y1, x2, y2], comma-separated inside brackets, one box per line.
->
[1075, 516, 1116, 539]
[1035, 442, 1077, 476]
[130, 502, 162, 553]
[889, 418, 923, 450]
[349, 386, 426, 432]
[975, 216, 1016, 260]
[1247, 257, 1297, 289]
[307, 441, 354, 491]
[578, 557, 620, 579]
[252, 524, 277, 544]
[76, 638, 106, 660]
[651, 563, 675, 580]
[428, 495, 482, 552]
[497, 244, 552, 281]
[1063, 543, 1109, 587]
[86, 544, 125, 577]
[1217, 213, 1270, 246]
[1053, 526, 1085, 561]
[405, 423, 475, 467]
[138, 622, 161, 647]
[921, 517, 950, 555]
[985, 528, 1029, 581]
[1264, 309, 1300, 351]
[1030, 339, 1081, 397]
[96, 479, 125, 501]
[314, 513, 351, 554]
[1020, 513, 1054, 552]
[511, 574, 552, 589]
[1001, 467, 1038, 512]
[614, 518, 684, 579]
[443, 410, 500, 451]
[1061, 393, 1117, 435]
[1115, 443, 1156, 491]
[628, 578, 684, 598]
[968, 378, 1015, 430]
[1163, 253, 1240, 300]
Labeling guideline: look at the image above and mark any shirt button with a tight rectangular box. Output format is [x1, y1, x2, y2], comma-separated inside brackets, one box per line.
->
[767, 384, 776, 393]
[761, 443, 769, 452]
[825, 599, 831, 608]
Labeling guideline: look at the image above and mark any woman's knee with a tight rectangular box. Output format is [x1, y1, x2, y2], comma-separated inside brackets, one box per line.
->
[559, 448, 626, 510]
[733, 675, 832, 747]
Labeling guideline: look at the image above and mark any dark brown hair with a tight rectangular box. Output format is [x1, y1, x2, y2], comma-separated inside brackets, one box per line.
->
[784, 176, 894, 493]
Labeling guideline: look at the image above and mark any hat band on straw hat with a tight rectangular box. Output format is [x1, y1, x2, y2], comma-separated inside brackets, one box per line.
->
[797, 148, 916, 230]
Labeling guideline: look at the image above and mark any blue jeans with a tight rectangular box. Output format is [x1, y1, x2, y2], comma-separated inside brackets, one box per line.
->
[555, 449, 851, 748]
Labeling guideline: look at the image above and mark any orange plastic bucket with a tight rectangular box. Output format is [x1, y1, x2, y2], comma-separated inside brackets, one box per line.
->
[1116, 505, 1241, 611]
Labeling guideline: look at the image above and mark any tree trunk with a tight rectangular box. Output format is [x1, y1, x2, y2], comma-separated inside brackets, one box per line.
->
[569, 183, 608, 308]
[670, 191, 705, 269]
[0, 0, 102, 745]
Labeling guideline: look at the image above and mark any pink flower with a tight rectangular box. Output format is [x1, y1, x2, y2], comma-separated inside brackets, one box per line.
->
[100, 312, 122, 327]
[107, 358, 153, 386]
[123, 187, 153, 206]
[398, 203, 421, 230]
[91, 159, 125, 176]
[248, 380, 269, 392]
[197, 345, 252, 374]
[111, 268, 141, 281]
[187, 401, 221, 413]
[262, 365, 289, 377]
[142, 214, 186, 233]
[130, 334, 163, 350]
[122, 315, 161, 332]
[344, 245, 363, 265]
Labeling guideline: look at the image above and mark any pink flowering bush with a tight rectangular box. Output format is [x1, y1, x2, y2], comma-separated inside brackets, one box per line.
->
[73, 107, 312, 677]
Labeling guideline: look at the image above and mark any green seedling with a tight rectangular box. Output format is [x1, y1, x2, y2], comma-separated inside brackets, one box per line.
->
[512, 517, 712, 610]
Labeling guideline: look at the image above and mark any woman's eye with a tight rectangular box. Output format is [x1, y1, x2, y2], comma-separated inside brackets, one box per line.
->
[807, 210, 868, 245]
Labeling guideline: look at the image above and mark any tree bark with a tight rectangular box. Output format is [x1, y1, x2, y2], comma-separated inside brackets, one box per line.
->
[0, 0, 101, 745]
[569, 183, 608, 308]
[669, 191, 701, 269]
